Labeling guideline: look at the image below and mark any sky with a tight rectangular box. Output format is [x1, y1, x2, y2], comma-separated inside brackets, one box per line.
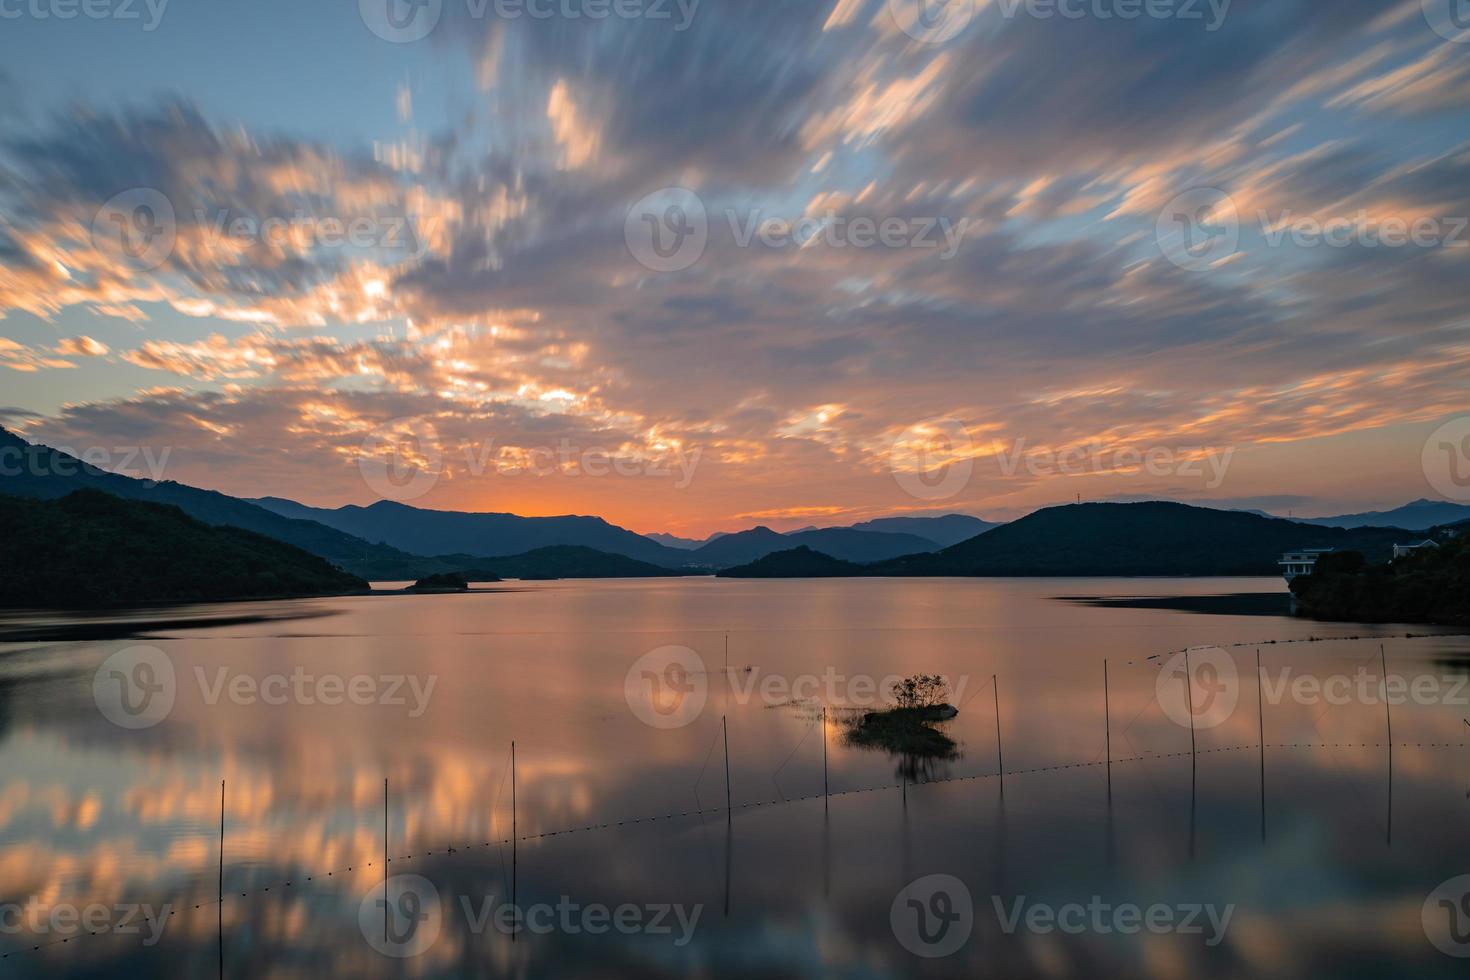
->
[0, 0, 1468, 536]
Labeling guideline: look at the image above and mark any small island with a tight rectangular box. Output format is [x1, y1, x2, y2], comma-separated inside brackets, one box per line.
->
[841, 675, 961, 782]
[409, 572, 473, 593]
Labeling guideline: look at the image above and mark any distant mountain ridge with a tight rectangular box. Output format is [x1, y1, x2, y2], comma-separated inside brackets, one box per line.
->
[844, 514, 999, 547]
[681, 525, 940, 567]
[255, 498, 946, 567]
[874, 501, 1416, 577]
[1295, 499, 1470, 530]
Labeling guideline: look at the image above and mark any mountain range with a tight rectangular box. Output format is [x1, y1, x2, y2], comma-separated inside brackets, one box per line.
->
[2, 427, 1463, 586]
[1294, 499, 1470, 530]
[248, 497, 972, 567]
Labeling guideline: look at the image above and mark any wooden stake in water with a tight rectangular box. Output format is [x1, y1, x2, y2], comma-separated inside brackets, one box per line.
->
[1103, 660, 1112, 797]
[1183, 648, 1197, 761]
[511, 741, 518, 941]
[218, 779, 225, 980]
[383, 777, 389, 943]
[821, 707, 829, 807]
[1381, 646, 1393, 846]
[1256, 649, 1266, 842]
[722, 715, 732, 821]
[992, 674, 1004, 796]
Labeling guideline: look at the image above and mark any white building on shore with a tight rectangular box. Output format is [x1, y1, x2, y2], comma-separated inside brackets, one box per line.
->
[1280, 548, 1335, 582]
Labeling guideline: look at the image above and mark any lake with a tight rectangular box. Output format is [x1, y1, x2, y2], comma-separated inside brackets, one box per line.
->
[1, 577, 1467, 977]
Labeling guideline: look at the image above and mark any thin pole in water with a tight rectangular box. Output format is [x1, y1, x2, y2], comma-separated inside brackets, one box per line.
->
[1183, 648, 1197, 761]
[1381, 646, 1393, 846]
[722, 715, 732, 821]
[383, 777, 389, 943]
[821, 707, 829, 807]
[1256, 649, 1266, 842]
[218, 779, 224, 980]
[993, 674, 1004, 796]
[511, 741, 518, 941]
[1103, 660, 1112, 798]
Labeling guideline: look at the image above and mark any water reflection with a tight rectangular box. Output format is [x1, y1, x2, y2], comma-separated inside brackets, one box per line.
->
[0, 578, 1466, 977]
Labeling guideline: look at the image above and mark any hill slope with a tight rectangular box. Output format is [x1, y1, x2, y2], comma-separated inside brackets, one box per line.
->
[0, 428, 417, 571]
[717, 547, 862, 578]
[846, 515, 999, 547]
[0, 490, 368, 608]
[875, 502, 1413, 577]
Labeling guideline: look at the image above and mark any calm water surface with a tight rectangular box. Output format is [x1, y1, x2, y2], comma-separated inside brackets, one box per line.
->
[0, 578, 1467, 977]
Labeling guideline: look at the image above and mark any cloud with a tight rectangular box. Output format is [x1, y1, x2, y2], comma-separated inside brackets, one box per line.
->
[55, 336, 109, 356]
